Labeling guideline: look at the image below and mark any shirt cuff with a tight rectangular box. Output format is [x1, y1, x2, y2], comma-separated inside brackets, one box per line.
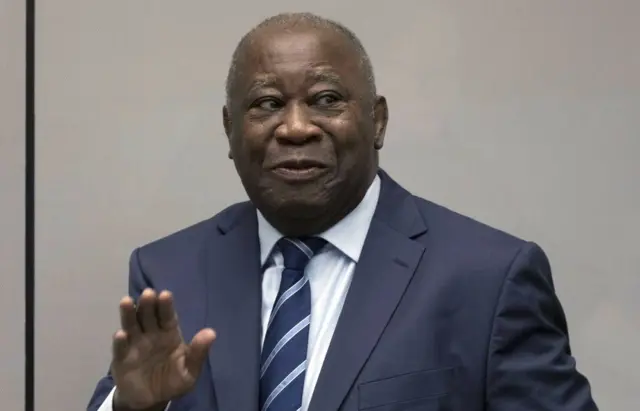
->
[97, 387, 171, 411]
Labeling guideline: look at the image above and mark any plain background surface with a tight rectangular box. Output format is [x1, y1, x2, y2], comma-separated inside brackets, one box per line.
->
[29, 1, 639, 410]
[0, 1, 25, 410]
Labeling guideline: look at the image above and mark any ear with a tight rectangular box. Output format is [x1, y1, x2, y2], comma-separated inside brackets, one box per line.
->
[222, 105, 233, 159]
[373, 95, 388, 150]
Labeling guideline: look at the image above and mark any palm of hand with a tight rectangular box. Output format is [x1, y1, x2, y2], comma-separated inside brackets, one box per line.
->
[113, 330, 194, 409]
[111, 290, 216, 410]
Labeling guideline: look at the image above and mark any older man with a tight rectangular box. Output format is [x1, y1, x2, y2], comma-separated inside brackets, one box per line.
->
[87, 12, 597, 411]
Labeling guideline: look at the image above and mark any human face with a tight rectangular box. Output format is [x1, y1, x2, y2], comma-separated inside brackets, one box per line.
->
[223, 27, 388, 235]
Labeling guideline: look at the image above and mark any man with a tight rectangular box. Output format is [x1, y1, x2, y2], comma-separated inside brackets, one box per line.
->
[87, 12, 597, 411]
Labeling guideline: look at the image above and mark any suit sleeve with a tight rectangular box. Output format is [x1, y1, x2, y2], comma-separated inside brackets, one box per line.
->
[486, 242, 598, 410]
[86, 248, 152, 411]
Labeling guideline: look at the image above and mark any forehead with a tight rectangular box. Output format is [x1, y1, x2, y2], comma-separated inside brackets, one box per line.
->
[237, 27, 364, 90]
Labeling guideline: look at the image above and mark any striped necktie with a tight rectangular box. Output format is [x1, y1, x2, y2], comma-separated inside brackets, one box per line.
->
[259, 237, 327, 411]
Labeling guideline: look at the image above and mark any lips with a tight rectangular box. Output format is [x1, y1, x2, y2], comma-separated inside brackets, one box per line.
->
[271, 159, 327, 170]
[269, 159, 328, 182]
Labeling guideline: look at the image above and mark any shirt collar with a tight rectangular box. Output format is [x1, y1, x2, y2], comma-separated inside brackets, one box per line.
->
[257, 175, 381, 265]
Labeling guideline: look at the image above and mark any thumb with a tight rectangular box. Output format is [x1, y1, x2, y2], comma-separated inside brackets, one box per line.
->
[185, 328, 216, 375]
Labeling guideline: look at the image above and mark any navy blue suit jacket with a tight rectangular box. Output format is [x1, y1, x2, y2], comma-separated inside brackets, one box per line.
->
[87, 170, 597, 410]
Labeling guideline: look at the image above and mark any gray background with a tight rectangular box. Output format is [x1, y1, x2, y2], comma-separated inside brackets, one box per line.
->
[3, 0, 637, 410]
[0, 1, 25, 410]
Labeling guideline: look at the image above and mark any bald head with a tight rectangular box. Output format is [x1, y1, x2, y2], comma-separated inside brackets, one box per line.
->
[225, 12, 376, 107]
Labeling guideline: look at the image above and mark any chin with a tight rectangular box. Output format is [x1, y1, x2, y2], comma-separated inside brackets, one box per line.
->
[247, 171, 341, 221]
[258, 187, 329, 218]
[275, 195, 328, 217]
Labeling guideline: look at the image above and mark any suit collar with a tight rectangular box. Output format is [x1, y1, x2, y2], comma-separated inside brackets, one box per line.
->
[308, 169, 429, 411]
[373, 168, 428, 239]
[204, 205, 263, 411]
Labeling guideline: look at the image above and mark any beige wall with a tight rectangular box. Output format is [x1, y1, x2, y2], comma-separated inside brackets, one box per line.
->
[35, 1, 639, 410]
[0, 1, 25, 410]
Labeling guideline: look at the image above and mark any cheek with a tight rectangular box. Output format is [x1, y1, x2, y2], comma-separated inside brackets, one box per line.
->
[332, 127, 376, 173]
[232, 126, 269, 162]
[331, 119, 372, 155]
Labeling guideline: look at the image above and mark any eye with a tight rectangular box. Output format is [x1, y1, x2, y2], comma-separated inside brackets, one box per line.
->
[252, 97, 283, 111]
[314, 93, 341, 107]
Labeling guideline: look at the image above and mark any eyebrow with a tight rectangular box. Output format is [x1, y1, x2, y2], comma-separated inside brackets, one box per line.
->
[246, 75, 279, 95]
[246, 70, 344, 95]
[307, 70, 343, 87]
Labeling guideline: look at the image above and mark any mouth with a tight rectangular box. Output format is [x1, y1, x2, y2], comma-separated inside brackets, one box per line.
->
[269, 159, 329, 182]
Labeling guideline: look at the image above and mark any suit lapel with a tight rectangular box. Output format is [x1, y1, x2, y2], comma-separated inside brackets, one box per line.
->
[308, 170, 429, 411]
[202, 204, 263, 411]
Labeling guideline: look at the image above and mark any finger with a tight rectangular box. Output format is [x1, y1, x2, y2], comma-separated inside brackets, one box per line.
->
[185, 328, 216, 376]
[112, 329, 129, 361]
[156, 290, 178, 330]
[136, 288, 159, 333]
[119, 296, 140, 337]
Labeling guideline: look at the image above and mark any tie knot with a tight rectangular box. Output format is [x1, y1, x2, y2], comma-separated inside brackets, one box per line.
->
[277, 237, 326, 272]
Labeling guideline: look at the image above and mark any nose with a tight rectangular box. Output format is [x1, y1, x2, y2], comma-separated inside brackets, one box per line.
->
[274, 102, 322, 144]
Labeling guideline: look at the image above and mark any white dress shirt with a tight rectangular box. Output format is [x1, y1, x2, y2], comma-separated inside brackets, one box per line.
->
[99, 175, 380, 411]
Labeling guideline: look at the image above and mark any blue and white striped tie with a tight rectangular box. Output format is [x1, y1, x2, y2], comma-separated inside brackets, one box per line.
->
[259, 237, 326, 411]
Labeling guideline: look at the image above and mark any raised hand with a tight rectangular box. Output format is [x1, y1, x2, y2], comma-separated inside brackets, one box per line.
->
[111, 289, 216, 411]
